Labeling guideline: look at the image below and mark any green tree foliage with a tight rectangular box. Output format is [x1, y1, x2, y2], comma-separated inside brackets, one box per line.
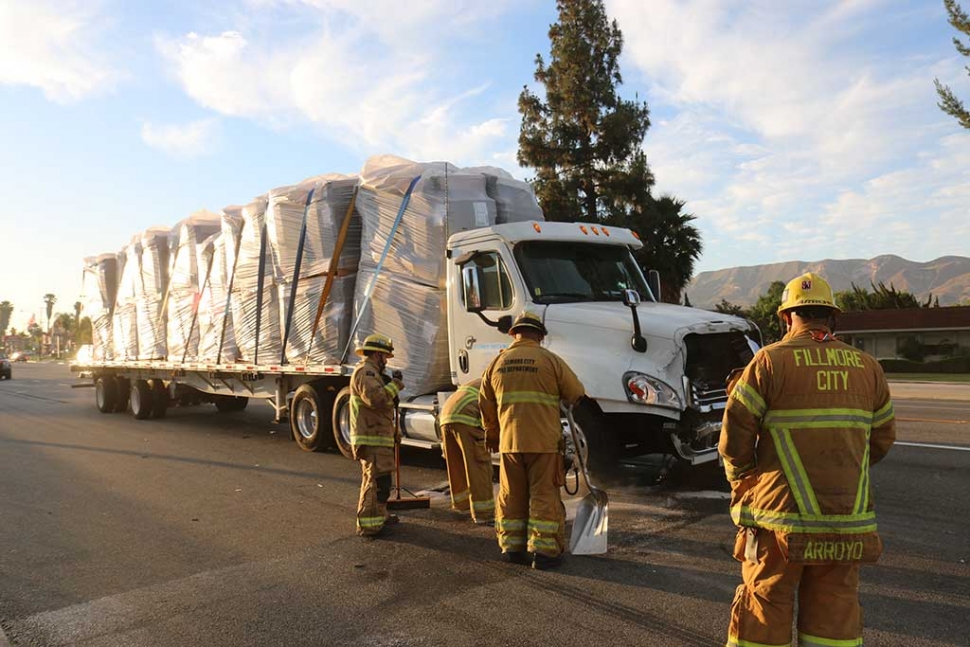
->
[935, 0, 970, 129]
[78, 317, 93, 345]
[43, 293, 57, 333]
[517, 0, 702, 303]
[749, 281, 787, 345]
[0, 300, 12, 338]
[834, 282, 935, 311]
[714, 299, 747, 317]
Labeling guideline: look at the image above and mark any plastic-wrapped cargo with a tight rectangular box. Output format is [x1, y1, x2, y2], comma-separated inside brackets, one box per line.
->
[197, 213, 242, 363]
[266, 175, 361, 281]
[278, 273, 357, 365]
[80, 254, 120, 361]
[463, 166, 544, 223]
[167, 211, 222, 362]
[135, 227, 172, 360]
[356, 155, 497, 289]
[351, 268, 451, 396]
[113, 241, 139, 361]
[227, 196, 282, 364]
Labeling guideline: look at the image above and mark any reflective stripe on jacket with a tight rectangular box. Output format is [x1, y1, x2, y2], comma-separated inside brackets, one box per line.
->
[350, 356, 400, 448]
[479, 338, 585, 453]
[439, 379, 482, 428]
[718, 323, 896, 537]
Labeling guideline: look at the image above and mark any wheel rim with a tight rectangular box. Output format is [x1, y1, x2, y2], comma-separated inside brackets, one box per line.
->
[96, 381, 105, 409]
[131, 387, 141, 413]
[295, 397, 318, 440]
[338, 399, 352, 446]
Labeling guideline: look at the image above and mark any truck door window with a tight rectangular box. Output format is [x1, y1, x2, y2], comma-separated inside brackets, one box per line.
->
[462, 252, 513, 310]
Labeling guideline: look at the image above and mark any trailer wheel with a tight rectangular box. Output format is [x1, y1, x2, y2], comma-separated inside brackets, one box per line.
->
[130, 380, 154, 420]
[150, 379, 168, 418]
[331, 386, 355, 460]
[95, 377, 118, 413]
[214, 395, 249, 413]
[290, 384, 337, 453]
[113, 377, 130, 413]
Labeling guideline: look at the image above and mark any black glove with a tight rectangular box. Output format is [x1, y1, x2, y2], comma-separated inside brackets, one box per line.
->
[392, 370, 403, 381]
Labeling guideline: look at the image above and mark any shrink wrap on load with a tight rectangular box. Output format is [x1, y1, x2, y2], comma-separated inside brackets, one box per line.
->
[351, 268, 451, 396]
[278, 273, 357, 364]
[198, 214, 242, 363]
[266, 175, 361, 280]
[356, 155, 497, 289]
[464, 166, 544, 223]
[113, 241, 139, 361]
[136, 227, 172, 360]
[80, 253, 119, 361]
[227, 196, 282, 364]
[167, 211, 222, 362]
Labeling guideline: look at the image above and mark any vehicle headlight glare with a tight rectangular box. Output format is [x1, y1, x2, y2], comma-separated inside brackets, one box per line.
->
[623, 372, 681, 409]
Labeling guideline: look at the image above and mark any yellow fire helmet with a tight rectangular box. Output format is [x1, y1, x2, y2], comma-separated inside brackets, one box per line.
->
[356, 333, 395, 358]
[777, 272, 841, 315]
[509, 310, 548, 336]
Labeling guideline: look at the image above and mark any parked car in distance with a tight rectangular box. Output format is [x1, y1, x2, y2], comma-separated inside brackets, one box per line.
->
[10, 352, 29, 363]
[74, 345, 94, 378]
[0, 353, 11, 379]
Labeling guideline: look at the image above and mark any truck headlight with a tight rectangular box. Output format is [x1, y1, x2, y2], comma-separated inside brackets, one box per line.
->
[623, 372, 681, 409]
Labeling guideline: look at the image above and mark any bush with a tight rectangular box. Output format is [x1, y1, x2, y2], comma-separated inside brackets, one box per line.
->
[880, 356, 970, 374]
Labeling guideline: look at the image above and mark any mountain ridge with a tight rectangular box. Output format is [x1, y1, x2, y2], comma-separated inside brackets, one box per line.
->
[687, 255, 970, 309]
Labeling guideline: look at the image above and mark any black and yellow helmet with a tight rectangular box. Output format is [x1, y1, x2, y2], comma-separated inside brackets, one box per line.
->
[356, 333, 395, 358]
[509, 311, 548, 336]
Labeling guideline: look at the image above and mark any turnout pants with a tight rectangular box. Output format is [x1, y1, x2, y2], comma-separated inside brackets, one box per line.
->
[728, 528, 863, 647]
[442, 423, 495, 523]
[356, 445, 395, 536]
[496, 452, 565, 557]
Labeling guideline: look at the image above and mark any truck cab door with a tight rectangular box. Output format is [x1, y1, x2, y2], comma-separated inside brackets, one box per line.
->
[448, 249, 520, 381]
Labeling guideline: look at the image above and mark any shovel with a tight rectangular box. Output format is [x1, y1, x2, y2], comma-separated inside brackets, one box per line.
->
[565, 405, 609, 555]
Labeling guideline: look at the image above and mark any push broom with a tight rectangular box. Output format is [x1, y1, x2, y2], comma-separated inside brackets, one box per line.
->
[386, 394, 431, 511]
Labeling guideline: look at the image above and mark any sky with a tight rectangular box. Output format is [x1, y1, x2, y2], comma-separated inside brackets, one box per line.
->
[0, 0, 968, 331]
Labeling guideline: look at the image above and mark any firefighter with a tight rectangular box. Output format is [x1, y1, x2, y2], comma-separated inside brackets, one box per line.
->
[440, 379, 495, 525]
[350, 333, 405, 538]
[719, 272, 896, 647]
[479, 311, 586, 570]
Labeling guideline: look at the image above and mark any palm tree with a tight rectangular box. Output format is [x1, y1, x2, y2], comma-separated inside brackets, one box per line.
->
[0, 300, 12, 339]
[624, 195, 703, 304]
[43, 293, 56, 333]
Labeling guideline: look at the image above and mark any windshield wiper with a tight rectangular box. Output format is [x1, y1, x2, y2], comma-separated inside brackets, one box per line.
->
[534, 292, 593, 303]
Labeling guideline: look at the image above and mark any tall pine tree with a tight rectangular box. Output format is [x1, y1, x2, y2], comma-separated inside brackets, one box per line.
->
[518, 0, 702, 302]
[936, 0, 970, 129]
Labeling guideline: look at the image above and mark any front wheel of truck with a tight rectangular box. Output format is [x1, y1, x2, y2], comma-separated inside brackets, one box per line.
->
[290, 384, 336, 453]
[331, 387, 355, 460]
[572, 401, 621, 484]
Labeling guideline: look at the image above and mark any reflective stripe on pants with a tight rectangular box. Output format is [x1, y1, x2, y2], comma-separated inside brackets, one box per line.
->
[496, 452, 565, 557]
[442, 423, 495, 522]
[356, 445, 395, 536]
[727, 528, 863, 647]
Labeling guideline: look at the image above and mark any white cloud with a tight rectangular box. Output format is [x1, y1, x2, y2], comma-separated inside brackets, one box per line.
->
[141, 119, 221, 157]
[156, 2, 519, 163]
[0, 0, 118, 101]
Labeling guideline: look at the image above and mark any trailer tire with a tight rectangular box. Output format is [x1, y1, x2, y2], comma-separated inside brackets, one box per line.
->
[331, 386, 356, 460]
[130, 380, 154, 420]
[214, 395, 249, 413]
[291, 384, 336, 453]
[114, 377, 130, 413]
[95, 377, 118, 413]
[150, 379, 168, 418]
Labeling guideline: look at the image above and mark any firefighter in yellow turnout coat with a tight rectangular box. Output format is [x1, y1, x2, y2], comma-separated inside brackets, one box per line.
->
[440, 379, 495, 524]
[480, 312, 586, 570]
[350, 334, 404, 537]
[720, 273, 896, 647]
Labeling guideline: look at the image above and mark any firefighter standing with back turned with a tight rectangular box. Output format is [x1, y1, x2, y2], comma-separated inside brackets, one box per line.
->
[439, 379, 495, 525]
[480, 311, 586, 570]
[350, 333, 404, 538]
[719, 273, 896, 647]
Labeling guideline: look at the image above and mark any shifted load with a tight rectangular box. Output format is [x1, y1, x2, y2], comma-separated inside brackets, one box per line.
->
[80, 254, 120, 361]
[79, 155, 542, 377]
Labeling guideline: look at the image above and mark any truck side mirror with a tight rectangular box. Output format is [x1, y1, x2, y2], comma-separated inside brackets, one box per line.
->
[622, 289, 641, 307]
[497, 315, 512, 334]
[461, 265, 485, 313]
[647, 269, 662, 303]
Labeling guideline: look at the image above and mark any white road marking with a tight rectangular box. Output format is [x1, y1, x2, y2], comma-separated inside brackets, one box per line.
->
[896, 441, 970, 452]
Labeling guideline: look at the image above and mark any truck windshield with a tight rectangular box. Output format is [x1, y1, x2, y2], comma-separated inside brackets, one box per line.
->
[514, 241, 654, 304]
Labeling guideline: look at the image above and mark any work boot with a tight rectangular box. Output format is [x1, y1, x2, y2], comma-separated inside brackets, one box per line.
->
[532, 553, 563, 571]
[384, 514, 400, 525]
[501, 551, 531, 565]
[473, 518, 494, 527]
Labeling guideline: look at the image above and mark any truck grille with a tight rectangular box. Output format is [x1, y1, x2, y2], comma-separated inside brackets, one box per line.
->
[683, 330, 756, 413]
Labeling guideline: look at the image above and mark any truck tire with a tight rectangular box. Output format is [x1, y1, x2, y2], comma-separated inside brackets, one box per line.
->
[290, 384, 336, 452]
[214, 395, 249, 412]
[331, 386, 355, 460]
[130, 380, 154, 420]
[95, 377, 118, 413]
[113, 377, 130, 413]
[151, 379, 168, 418]
[572, 401, 621, 484]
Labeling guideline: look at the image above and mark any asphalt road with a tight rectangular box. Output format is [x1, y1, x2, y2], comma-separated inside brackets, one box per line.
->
[0, 364, 967, 646]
